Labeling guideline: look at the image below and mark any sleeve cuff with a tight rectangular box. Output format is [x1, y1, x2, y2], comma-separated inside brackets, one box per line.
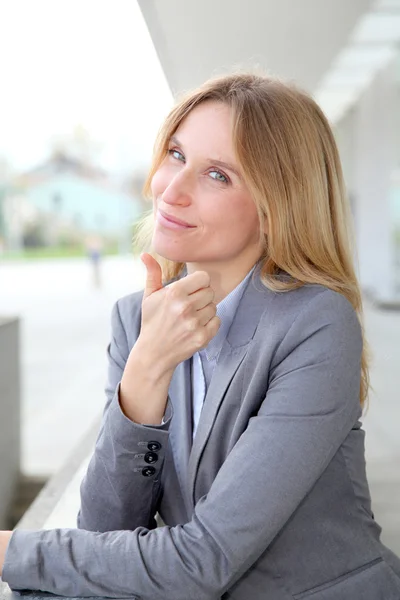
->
[97, 383, 173, 454]
[114, 382, 173, 430]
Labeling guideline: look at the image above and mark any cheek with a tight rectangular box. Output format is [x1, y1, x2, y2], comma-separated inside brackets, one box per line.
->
[150, 166, 168, 200]
[222, 196, 259, 231]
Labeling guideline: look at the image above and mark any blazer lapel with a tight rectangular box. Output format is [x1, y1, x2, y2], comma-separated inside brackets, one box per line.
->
[187, 269, 268, 505]
[168, 358, 193, 512]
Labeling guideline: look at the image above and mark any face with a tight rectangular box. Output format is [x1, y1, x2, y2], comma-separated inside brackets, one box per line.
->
[151, 101, 263, 271]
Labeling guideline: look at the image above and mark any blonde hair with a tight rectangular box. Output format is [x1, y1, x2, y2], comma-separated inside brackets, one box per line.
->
[136, 72, 370, 407]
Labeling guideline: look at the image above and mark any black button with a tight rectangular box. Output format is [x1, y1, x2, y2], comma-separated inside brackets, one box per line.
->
[147, 441, 161, 452]
[144, 451, 158, 464]
[142, 466, 156, 477]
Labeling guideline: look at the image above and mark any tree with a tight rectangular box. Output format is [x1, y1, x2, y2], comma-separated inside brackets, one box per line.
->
[49, 125, 103, 169]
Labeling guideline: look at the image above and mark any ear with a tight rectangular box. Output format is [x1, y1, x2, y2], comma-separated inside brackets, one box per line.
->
[263, 216, 268, 235]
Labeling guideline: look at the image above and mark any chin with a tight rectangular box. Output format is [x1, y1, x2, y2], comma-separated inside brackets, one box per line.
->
[157, 250, 196, 263]
[154, 246, 209, 265]
[151, 231, 180, 258]
[152, 242, 187, 263]
[152, 233, 213, 264]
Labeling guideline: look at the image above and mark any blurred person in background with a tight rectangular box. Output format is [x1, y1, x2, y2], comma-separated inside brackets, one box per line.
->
[1, 72, 400, 600]
[85, 233, 104, 288]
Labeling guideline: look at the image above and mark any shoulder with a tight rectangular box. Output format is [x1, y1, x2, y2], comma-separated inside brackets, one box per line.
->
[257, 279, 359, 328]
[252, 280, 362, 357]
[289, 285, 359, 330]
[115, 289, 144, 319]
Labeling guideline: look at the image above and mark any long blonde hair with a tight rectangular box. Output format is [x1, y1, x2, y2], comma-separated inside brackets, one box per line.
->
[136, 72, 370, 407]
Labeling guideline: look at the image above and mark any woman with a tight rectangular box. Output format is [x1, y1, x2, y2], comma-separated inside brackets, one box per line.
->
[1, 73, 400, 599]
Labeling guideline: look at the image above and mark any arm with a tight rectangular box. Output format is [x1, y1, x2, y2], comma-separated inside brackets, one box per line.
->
[78, 299, 172, 533]
[2, 291, 363, 600]
[79, 258, 219, 534]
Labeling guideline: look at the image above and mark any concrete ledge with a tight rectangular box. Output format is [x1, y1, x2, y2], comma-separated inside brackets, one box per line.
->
[0, 418, 101, 600]
[0, 316, 21, 529]
[16, 416, 101, 530]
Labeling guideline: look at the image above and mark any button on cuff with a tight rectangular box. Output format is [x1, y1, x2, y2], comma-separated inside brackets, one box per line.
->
[144, 451, 158, 464]
[147, 441, 162, 452]
[142, 466, 156, 477]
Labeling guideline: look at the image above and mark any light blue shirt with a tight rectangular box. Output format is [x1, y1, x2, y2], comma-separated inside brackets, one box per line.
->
[191, 267, 255, 439]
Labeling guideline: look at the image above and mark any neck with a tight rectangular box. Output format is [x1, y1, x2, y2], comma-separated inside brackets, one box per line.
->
[186, 257, 260, 304]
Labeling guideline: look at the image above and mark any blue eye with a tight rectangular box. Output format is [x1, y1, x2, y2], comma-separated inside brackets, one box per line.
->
[209, 170, 229, 184]
[168, 148, 185, 161]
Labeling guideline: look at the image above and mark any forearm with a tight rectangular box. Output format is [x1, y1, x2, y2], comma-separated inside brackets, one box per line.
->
[3, 525, 224, 600]
[78, 389, 171, 533]
[80, 331, 175, 533]
[120, 340, 174, 425]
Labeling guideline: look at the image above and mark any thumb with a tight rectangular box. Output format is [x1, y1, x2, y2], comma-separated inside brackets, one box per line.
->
[141, 253, 163, 299]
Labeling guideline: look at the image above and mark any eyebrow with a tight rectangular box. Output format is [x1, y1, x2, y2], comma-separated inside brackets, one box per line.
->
[169, 135, 242, 179]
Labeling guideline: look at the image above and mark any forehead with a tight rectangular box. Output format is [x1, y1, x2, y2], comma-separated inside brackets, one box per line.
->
[174, 101, 235, 158]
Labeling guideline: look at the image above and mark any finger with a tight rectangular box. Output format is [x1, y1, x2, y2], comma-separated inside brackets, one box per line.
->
[175, 270, 211, 296]
[191, 288, 215, 311]
[141, 253, 163, 299]
[197, 303, 217, 326]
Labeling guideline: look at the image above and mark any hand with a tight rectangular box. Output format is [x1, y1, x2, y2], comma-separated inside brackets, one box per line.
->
[119, 254, 220, 424]
[0, 531, 12, 576]
[137, 253, 221, 374]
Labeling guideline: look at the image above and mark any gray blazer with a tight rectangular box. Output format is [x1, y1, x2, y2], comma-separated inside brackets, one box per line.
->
[3, 268, 400, 599]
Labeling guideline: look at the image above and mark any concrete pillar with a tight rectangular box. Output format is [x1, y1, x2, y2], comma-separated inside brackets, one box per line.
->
[334, 107, 358, 274]
[334, 108, 356, 215]
[352, 60, 399, 304]
[0, 316, 21, 528]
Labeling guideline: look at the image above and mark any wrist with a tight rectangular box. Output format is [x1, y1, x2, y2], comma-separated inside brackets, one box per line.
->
[119, 343, 174, 425]
[131, 337, 175, 380]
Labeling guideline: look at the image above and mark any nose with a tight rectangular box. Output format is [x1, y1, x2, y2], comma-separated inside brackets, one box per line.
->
[161, 170, 193, 207]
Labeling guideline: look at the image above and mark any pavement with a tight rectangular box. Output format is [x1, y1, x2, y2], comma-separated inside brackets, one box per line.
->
[0, 255, 399, 553]
[0, 255, 146, 474]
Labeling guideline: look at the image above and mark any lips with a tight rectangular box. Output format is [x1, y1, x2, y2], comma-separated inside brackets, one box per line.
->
[158, 209, 195, 228]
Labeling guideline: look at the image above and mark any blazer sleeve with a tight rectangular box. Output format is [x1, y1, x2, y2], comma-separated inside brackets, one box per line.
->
[3, 290, 363, 600]
[77, 298, 172, 533]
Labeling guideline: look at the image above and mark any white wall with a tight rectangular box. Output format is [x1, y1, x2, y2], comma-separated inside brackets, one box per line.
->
[336, 59, 399, 302]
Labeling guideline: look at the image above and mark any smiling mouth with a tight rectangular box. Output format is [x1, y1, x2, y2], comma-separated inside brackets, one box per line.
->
[158, 210, 196, 228]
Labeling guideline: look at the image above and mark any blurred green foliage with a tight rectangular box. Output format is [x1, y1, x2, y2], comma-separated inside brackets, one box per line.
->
[1, 243, 121, 261]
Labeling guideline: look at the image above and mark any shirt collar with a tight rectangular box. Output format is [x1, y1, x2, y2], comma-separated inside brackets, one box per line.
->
[202, 265, 256, 361]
